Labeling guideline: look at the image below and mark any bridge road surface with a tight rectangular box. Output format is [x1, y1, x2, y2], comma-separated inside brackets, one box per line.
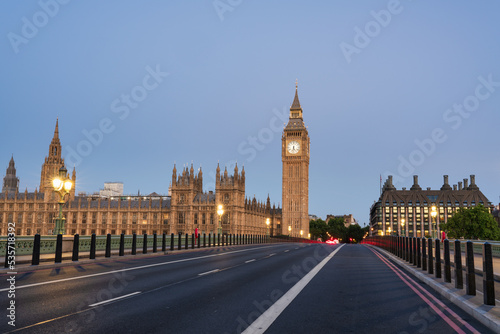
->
[0, 243, 493, 333]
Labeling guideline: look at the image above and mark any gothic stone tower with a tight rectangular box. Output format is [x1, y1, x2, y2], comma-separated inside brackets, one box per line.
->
[282, 83, 310, 237]
[40, 119, 76, 200]
[2, 156, 19, 194]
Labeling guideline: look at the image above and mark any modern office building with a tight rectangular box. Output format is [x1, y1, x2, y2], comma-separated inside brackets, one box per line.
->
[370, 175, 492, 237]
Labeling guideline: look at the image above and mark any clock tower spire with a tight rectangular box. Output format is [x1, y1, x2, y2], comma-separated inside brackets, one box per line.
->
[282, 82, 310, 238]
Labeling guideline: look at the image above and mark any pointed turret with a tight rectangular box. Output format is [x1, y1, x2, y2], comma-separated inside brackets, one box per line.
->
[2, 156, 19, 194]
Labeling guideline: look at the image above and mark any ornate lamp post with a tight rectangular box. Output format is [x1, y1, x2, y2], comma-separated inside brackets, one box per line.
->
[288, 225, 291, 237]
[401, 218, 405, 237]
[431, 206, 437, 239]
[52, 166, 73, 235]
[300, 230, 303, 238]
[266, 218, 270, 237]
[217, 204, 224, 236]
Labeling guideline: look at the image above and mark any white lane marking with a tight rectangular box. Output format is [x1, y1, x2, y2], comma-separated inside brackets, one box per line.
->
[0, 245, 278, 292]
[198, 269, 220, 276]
[245, 259, 256, 263]
[294, 247, 299, 250]
[284, 250, 289, 253]
[268, 253, 276, 257]
[88, 291, 141, 307]
[243, 244, 345, 334]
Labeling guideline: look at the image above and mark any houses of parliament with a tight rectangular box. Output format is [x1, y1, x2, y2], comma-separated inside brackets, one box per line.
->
[0, 86, 310, 238]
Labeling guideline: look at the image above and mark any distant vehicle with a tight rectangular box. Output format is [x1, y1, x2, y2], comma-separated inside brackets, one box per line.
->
[325, 238, 339, 245]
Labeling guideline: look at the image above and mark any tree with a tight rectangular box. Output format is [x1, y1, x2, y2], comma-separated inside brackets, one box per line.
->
[327, 217, 347, 241]
[309, 219, 328, 241]
[440, 204, 500, 240]
[346, 224, 365, 243]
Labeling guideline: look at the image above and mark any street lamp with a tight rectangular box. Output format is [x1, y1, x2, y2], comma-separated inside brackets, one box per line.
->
[401, 218, 405, 237]
[300, 230, 303, 238]
[388, 227, 392, 235]
[431, 206, 437, 239]
[217, 204, 224, 236]
[288, 225, 291, 237]
[52, 166, 73, 235]
[266, 218, 270, 237]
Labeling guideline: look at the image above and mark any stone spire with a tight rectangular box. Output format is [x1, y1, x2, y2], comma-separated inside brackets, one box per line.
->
[290, 79, 302, 111]
[2, 156, 19, 194]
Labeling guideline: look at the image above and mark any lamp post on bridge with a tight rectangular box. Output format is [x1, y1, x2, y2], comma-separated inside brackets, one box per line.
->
[266, 218, 270, 238]
[217, 204, 224, 236]
[52, 166, 73, 235]
[431, 206, 437, 239]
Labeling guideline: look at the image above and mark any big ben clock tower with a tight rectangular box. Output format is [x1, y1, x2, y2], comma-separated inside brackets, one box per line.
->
[282, 82, 310, 238]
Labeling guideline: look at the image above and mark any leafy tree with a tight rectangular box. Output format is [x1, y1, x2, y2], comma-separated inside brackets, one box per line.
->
[309, 219, 328, 241]
[346, 224, 365, 243]
[440, 204, 500, 240]
[327, 217, 347, 241]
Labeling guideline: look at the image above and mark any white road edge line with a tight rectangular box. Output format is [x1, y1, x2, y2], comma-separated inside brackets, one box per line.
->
[88, 291, 141, 307]
[0, 245, 278, 292]
[284, 250, 289, 253]
[242, 244, 345, 334]
[245, 259, 256, 263]
[198, 269, 220, 276]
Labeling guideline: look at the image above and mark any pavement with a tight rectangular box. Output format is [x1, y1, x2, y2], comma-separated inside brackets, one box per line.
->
[372, 245, 500, 333]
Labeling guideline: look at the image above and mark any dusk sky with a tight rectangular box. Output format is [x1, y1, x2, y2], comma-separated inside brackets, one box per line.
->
[1, 1, 499, 225]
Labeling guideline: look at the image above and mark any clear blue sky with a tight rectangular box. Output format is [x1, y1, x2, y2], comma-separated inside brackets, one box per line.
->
[1, 0, 500, 226]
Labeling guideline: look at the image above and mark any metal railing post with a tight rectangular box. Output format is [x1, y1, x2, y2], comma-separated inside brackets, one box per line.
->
[483, 242, 495, 305]
[443, 239, 451, 283]
[105, 234, 111, 258]
[32, 234, 41, 265]
[465, 241, 476, 296]
[55, 234, 63, 263]
[454, 240, 463, 289]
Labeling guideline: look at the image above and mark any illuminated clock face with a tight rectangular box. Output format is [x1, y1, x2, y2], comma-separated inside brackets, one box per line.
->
[287, 141, 300, 154]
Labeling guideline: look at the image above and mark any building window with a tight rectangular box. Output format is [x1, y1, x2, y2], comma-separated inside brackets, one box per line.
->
[178, 212, 185, 224]
[132, 213, 137, 225]
[122, 214, 127, 225]
[194, 213, 198, 225]
[92, 213, 97, 224]
[202, 213, 206, 224]
[82, 213, 87, 224]
[102, 213, 107, 225]
[210, 213, 214, 224]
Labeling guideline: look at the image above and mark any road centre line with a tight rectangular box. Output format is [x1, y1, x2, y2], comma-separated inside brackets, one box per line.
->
[245, 259, 256, 263]
[243, 244, 345, 334]
[88, 291, 142, 307]
[284, 250, 289, 252]
[198, 269, 220, 276]
[0, 245, 280, 292]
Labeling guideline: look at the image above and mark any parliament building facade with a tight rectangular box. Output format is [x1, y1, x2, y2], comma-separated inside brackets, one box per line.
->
[1, 86, 310, 237]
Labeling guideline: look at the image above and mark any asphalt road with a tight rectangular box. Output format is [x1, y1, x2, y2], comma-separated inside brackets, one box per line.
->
[0, 243, 493, 333]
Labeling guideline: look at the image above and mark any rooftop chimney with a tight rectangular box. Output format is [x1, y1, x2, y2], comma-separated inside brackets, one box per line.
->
[469, 174, 479, 190]
[458, 182, 462, 190]
[453, 184, 457, 191]
[410, 175, 422, 191]
[441, 175, 452, 190]
[463, 178, 469, 189]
